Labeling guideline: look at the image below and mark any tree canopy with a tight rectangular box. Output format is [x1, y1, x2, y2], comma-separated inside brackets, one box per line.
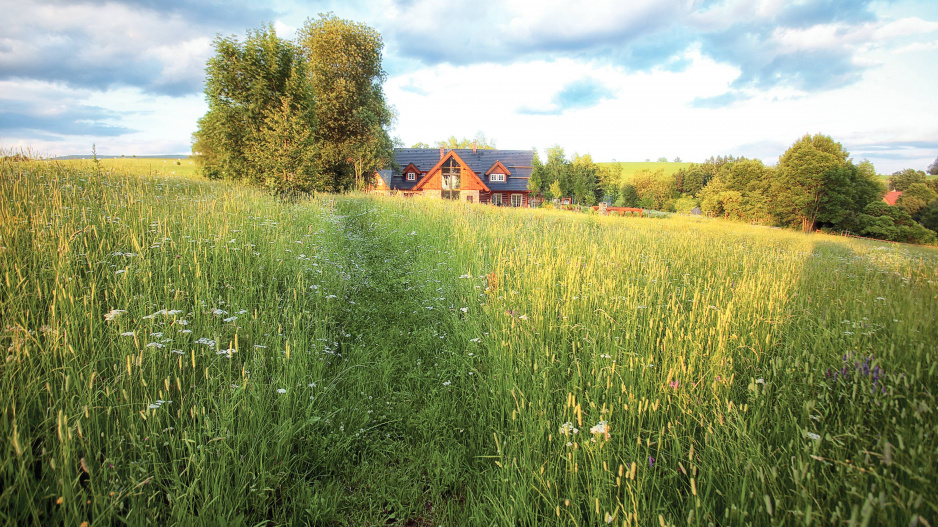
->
[192, 15, 394, 193]
[297, 13, 394, 190]
[527, 146, 603, 205]
[888, 168, 928, 192]
[192, 25, 315, 191]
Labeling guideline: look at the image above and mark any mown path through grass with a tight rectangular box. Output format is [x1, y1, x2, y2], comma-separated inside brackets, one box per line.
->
[312, 198, 489, 524]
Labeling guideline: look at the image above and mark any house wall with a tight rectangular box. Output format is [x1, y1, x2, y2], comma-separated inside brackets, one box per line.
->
[461, 190, 480, 203]
[483, 191, 530, 206]
[422, 189, 442, 199]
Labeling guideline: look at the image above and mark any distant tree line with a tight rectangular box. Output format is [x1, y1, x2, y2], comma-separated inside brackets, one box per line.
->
[532, 135, 938, 245]
[411, 132, 497, 150]
[192, 14, 395, 194]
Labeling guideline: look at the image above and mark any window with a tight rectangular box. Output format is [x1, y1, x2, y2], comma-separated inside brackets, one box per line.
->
[491, 193, 502, 206]
[406, 172, 416, 181]
[441, 158, 461, 200]
[511, 194, 523, 207]
[489, 173, 505, 182]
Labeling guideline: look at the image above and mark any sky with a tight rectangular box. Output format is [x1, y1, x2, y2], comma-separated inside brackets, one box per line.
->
[1, 0, 937, 173]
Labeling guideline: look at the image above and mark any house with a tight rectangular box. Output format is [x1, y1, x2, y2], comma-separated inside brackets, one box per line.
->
[883, 190, 902, 206]
[372, 147, 535, 206]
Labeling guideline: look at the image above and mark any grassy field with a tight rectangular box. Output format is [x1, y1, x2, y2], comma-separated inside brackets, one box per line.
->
[599, 162, 693, 180]
[48, 157, 200, 179]
[2, 158, 937, 525]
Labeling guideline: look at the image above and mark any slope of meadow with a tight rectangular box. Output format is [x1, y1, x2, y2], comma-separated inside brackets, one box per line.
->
[2, 159, 936, 526]
[599, 161, 693, 180]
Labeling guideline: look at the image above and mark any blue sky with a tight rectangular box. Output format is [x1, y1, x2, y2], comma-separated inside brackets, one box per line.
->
[1, 0, 937, 173]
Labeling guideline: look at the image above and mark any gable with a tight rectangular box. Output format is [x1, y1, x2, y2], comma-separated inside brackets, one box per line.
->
[401, 163, 423, 179]
[413, 150, 490, 192]
[485, 160, 512, 176]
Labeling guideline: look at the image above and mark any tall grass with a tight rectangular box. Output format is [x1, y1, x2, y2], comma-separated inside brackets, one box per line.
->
[2, 158, 936, 525]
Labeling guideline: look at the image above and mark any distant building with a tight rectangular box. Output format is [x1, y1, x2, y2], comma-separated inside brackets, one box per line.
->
[371, 147, 534, 206]
[883, 190, 902, 206]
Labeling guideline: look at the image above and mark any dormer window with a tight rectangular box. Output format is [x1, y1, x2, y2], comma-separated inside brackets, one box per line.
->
[406, 172, 416, 181]
[490, 173, 505, 182]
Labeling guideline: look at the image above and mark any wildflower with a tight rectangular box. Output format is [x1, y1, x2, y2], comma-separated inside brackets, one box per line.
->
[104, 309, 127, 322]
[669, 380, 680, 390]
[115, 269, 126, 275]
[560, 422, 575, 435]
[276, 388, 286, 394]
[589, 421, 610, 440]
[146, 342, 164, 349]
[469, 338, 480, 343]
[460, 307, 468, 313]
[223, 316, 238, 323]
[804, 432, 821, 441]
[120, 331, 134, 337]
[147, 400, 171, 410]
[600, 354, 612, 359]
[648, 456, 655, 468]
[755, 378, 765, 385]
[442, 381, 451, 386]
[518, 314, 528, 320]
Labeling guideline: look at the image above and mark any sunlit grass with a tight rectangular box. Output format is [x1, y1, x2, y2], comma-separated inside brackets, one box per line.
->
[2, 157, 936, 525]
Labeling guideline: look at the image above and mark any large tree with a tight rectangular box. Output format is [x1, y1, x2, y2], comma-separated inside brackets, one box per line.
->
[193, 25, 316, 191]
[771, 134, 857, 231]
[928, 155, 938, 176]
[297, 13, 394, 191]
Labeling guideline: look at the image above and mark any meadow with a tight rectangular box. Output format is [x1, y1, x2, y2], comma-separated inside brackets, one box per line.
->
[1, 158, 936, 526]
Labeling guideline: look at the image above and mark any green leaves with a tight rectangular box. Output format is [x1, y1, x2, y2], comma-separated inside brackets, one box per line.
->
[297, 13, 394, 191]
[193, 15, 395, 194]
[194, 25, 316, 193]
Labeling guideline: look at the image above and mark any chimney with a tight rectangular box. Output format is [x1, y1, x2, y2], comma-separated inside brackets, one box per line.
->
[440, 147, 444, 160]
[472, 141, 477, 154]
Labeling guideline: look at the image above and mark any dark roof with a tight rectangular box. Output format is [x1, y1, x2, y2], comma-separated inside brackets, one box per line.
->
[390, 148, 534, 192]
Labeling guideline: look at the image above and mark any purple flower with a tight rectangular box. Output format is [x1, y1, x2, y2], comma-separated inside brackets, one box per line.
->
[648, 456, 655, 468]
[669, 380, 680, 390]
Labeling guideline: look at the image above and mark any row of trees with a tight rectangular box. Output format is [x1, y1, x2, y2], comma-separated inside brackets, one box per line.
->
[192, 15, 395, 193]
[411, 132, 497, 150]
[527, 147, 613, 205]
[530, 136, 937, 245]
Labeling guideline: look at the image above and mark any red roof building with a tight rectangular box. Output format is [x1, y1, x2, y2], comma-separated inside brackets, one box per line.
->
[883, 190, 902, 206]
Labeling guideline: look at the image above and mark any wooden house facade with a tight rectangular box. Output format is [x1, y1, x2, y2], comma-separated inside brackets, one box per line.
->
[372, 147, 535, 206]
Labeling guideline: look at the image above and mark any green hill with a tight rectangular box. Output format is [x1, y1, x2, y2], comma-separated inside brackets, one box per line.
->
[599, 161, 692, 180]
